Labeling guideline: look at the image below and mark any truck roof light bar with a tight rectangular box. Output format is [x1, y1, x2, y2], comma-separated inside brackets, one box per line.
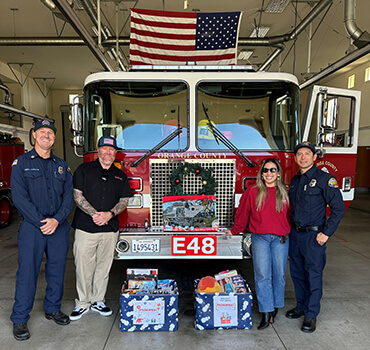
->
[130, 65, 255, 72]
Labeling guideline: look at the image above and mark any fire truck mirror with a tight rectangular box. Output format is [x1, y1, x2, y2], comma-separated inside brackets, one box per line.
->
[318, 131, 336, 145]
[71, 102, 83, 133]
[321, 97, 338, 130]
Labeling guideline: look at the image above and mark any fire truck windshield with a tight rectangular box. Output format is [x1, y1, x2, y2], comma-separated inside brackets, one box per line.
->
[83, 81, 188, 152]
[197, 81, 299, 152]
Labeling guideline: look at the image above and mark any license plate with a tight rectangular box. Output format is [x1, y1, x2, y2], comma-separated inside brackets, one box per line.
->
[132, 239, 160, 253]
[171, 236, 217, 255]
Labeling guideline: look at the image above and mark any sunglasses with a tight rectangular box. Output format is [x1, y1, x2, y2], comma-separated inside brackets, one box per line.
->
[101, 169, 108, 182]
[262, 167, 277, 173]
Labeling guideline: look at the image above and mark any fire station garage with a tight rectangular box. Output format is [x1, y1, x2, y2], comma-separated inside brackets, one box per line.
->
[0, 1, 370, 349]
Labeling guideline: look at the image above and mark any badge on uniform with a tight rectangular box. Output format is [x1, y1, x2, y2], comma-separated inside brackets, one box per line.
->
[12, 159, 18, 166]
[328, 177, 338, 188]
[309, 179, 317, 187]
[58, 166, 64, 175]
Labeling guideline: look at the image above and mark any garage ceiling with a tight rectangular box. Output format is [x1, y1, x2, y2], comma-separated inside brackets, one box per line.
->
[0, 0, 369, 90]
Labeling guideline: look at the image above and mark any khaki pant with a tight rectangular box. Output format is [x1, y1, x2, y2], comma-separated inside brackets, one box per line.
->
[73, 229, 118, 309]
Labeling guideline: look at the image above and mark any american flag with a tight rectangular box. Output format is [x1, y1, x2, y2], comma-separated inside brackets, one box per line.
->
[130, 9, 242, 66]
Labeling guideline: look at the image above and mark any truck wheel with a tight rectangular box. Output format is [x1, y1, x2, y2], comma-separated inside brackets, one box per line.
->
[0, 195, 12, 229]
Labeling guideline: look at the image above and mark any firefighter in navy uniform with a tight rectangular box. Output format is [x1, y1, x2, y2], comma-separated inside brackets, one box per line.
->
[286, 141, 345, 333]
[10, 120, 73, 341]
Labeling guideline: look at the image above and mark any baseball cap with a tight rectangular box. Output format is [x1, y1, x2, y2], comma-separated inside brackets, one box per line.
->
[294, 141, 316, 155]
[34, 120, 57, 133]
[98, 136, 118, 149]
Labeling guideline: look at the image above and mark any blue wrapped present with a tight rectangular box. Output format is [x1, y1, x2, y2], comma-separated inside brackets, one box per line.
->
[120, 281, 178, 332]
[194, 279, 253, 330]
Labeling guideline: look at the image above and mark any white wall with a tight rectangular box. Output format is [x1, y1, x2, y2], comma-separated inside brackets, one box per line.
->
[1, 62, 81, 158]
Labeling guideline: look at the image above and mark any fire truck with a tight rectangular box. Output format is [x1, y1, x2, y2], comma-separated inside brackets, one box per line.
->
[70, 65, 361, 260]
[0, 132, 25, 228]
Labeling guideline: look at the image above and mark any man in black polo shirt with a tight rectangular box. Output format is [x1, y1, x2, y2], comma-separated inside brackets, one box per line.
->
[70, 136, 132, 321]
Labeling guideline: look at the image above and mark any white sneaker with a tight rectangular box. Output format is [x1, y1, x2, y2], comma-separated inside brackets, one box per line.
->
[90, 302, 112, 316]
[70, 307, 89, 321]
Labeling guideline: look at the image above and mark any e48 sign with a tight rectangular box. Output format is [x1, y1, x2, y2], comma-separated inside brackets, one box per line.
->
[171, 236, 217, 255]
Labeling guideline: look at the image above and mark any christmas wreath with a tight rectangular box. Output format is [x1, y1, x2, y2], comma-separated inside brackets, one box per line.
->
[168, 162, 217, 196]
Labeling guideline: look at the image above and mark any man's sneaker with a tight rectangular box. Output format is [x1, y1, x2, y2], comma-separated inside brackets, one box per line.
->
[70, 307, 89, 321]
[91, 302, 112, 316]
[13, 323, 30, 341]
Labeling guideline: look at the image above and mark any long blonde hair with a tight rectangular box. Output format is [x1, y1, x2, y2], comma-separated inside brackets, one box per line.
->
[255, 158, 289, 212]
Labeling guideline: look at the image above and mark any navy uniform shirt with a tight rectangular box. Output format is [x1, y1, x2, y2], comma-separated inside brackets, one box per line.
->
[289, 164, 345, 237]
[11, 148, 74, 228]
[72, 158, 132, 233]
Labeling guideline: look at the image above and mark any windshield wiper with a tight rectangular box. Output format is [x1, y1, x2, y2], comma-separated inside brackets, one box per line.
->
[201, 103, 256, 167]
[130, 127, 183, 167]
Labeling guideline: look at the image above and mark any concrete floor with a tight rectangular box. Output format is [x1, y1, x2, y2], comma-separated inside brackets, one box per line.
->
[1, 193, 369, 350]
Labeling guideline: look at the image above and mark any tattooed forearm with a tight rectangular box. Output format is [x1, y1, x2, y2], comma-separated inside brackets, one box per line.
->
[110, 197, 129, 216]
[74, 189, 97, 217]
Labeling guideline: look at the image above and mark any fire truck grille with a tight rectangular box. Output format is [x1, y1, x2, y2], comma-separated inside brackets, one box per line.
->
[150, 159, 236, 229]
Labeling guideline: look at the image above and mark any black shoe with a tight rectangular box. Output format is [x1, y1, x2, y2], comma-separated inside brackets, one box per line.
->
[285, 307, 304, 319]
[257, 312, 273, 330]
[301, 316, 316, 333]
[13, 323, 30, 341]
[45, 310, 70, 325]
[271, 308, 278, 323]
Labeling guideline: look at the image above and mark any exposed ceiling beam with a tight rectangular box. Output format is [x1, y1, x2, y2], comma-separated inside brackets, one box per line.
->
[52, 0, 114, 71]
[299, 42, 370, 89]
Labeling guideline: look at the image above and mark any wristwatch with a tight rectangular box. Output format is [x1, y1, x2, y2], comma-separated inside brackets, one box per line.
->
[109, 210, 115, 218]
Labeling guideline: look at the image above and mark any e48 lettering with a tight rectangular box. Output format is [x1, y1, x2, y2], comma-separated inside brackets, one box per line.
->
[171, 236, 217, 255]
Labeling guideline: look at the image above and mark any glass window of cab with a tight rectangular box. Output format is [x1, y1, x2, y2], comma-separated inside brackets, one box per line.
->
[196, 81, 299, 152]
[84, 81, 188, 152]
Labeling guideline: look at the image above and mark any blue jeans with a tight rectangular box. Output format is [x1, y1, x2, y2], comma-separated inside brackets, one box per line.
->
[251, 233, 289, 312]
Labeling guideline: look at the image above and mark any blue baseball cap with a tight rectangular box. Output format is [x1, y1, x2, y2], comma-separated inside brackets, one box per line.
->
[98, 136, 118, 149]
[294, 141, 316, 155]
[34, 120, 57, 133]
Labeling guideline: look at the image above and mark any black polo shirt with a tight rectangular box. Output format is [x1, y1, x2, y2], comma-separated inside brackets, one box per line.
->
[72, 158, 132, 233]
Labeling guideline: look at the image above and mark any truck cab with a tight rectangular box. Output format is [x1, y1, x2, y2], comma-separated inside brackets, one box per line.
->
[70, 65, 360, 260]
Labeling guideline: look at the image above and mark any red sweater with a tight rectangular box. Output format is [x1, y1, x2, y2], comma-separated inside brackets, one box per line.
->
[231, 186, 290, 236]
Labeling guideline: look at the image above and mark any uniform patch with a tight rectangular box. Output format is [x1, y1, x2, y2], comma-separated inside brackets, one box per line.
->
[309, 179, 317, 187]
[58, 166, 64, 175]
[328, 177, 338, 188]
[321, 167, 329, 173]
[12, 159, 18, 166]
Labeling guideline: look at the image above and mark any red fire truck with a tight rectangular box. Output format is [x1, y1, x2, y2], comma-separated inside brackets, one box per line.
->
[0, 132, 25, 228]
[70, 65, 361, 260]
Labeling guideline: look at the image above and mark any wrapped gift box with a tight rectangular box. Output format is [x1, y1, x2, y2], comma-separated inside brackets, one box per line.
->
[194, 280, 253, 330]
[120, 281, 179, 332]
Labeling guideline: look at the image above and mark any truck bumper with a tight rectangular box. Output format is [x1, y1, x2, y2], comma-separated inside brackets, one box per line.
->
[114, 232, 249, 260]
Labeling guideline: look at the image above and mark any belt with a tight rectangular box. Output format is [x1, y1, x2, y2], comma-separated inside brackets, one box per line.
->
[294, 225, 321, 232]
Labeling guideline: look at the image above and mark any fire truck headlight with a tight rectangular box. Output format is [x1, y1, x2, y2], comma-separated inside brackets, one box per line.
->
[116, 239, 129, 253]
[127, 194, 142, 208]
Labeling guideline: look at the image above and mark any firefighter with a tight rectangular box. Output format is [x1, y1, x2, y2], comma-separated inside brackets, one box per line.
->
[70, 136, 132, 321]
[286, 141, 346, 333]
[10, 120, 73, 341]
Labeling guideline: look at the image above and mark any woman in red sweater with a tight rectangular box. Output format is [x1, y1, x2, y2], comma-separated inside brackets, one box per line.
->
[226, 158, 290, 330]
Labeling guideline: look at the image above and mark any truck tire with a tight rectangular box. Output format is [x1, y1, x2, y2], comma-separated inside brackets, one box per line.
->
[0, 194, 12, 229]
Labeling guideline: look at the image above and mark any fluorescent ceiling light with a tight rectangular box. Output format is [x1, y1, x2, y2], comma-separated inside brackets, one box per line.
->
[265, 0, 290, 13]
[250, 27, 270, 38]
[238, 51, 253, 60]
